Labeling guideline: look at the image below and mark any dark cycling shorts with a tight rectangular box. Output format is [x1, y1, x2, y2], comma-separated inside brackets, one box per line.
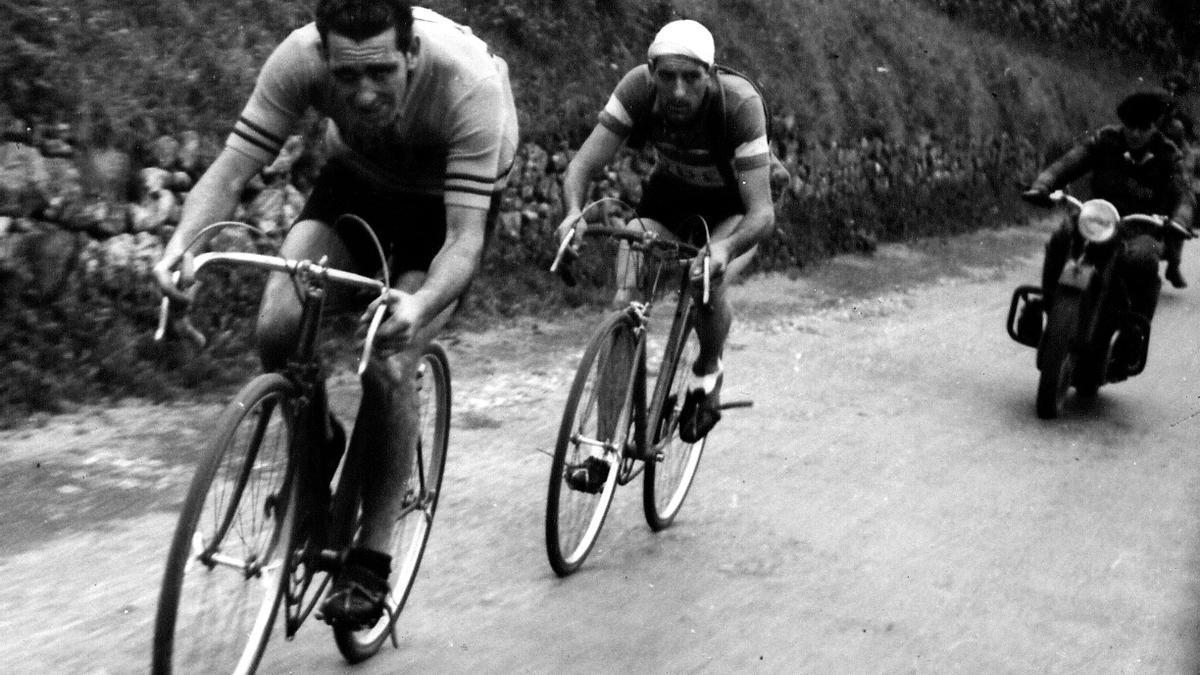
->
[635, 173, 744, 245]
[298, 159, 500, 276]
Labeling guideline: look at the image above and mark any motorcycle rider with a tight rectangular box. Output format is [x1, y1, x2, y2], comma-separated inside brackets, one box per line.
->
[1019, 90, 1195, 356]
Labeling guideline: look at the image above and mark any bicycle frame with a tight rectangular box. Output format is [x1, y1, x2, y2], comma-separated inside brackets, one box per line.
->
[581, 230, 700, 482]
[158, 251, 423, 636]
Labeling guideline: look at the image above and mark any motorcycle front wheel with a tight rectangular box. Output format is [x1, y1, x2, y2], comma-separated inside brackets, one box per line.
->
[1036, 294, 1080, 419]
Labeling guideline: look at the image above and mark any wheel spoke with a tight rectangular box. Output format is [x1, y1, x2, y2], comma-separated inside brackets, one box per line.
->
[644, 312, 706, 530]
[546, 314, 633, 576]
[333, 345, 450, 663]
[153, 376, 297, 674]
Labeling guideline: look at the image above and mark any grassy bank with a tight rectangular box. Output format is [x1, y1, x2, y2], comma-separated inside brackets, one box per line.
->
[2, 0, 1161, 149]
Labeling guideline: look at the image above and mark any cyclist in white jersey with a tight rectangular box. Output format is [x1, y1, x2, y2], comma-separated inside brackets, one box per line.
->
[153, 0, 517, 627]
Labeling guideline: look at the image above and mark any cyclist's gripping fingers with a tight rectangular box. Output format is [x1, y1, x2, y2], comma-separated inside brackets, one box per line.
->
[555, 211, 588, 252]
[689, 242, 730, 285]
[361, 291, 425, 353]
[153, 251, 198, 307]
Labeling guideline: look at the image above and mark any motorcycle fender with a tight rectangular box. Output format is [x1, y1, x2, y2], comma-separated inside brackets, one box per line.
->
[1057, 260, 1095, 292]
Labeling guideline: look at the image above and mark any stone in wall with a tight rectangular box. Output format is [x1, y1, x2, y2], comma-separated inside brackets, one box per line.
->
[177, 130, 204, 178]
[151, 135, 181, 170]
[41, 156, 84, 225]
[0, 139, 50, 218]
[86, 147, 133, 204]
[0, 223, 84, 301]
[128, 167, 180, 233]
[245, 183, 306, 235]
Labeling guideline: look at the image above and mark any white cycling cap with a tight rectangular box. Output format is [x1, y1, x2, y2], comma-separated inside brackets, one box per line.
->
[647, 19, 715, 68]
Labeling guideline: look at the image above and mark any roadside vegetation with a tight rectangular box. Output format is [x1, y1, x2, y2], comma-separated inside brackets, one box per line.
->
[0, 0, 1191, 422]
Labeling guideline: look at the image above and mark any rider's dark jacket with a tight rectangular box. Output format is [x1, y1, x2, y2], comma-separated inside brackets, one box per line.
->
[1030, 125, 1194, 229]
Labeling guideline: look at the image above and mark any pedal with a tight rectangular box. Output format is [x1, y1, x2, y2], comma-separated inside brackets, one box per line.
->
[316, 548, 343, 573]
[717, 399, 753, 410]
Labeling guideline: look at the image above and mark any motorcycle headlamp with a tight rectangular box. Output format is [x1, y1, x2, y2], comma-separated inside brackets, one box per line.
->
[1076, 199, 1119, 243]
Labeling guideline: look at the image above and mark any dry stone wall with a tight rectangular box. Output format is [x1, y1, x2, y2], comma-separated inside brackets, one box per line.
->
[0, 116, 1042, 308]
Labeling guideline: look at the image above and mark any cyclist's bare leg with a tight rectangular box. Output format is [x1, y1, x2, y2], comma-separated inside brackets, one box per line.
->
[690, 215, 754, 377]
[256, 218, 360, 370]
[354, 269, 455, 554]
[612, 214, 749, 375]
[255, 218, 359, 439]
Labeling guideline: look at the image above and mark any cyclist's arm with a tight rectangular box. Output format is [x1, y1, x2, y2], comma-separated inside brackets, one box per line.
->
[562, 124, 626, 218]
[166, 148, 265, 257]
[711, 163, 775, 264]
[408, 203, 487, 324]
[154, 148, 266, 298]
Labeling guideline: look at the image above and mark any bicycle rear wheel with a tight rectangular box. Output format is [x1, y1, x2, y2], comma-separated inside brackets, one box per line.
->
[152, 373, 298, 675]
[545, 311, 639, 576]
[334, 343, 452, 662]
[644, 298, 706, 531]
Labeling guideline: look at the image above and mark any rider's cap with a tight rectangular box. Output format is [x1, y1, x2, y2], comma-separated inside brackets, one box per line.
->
[647, 20, 715, 69]
[1116, 90, 1169, 128]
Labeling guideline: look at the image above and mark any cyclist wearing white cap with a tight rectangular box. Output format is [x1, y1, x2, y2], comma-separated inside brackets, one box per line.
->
[556, 18, 775, 443]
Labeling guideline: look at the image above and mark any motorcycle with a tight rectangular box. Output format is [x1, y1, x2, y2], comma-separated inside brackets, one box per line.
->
[1006, 189, 1194, 419]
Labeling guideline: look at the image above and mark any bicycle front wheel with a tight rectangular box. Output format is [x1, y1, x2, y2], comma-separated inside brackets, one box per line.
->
[334, 343, 452, 662]
[644, 300, 706, 531]
[545, 312, 638, 576]
[152, 373, 298, 675]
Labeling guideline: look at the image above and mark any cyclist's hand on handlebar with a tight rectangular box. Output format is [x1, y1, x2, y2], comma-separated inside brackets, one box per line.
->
[152, 250, 206, 349]
[152, 251, 198, 307]
[690, 241, 730, 285]
[361, 290, 425, 353]
[555, 211, 587, 253]
[552, 211, 586, 286]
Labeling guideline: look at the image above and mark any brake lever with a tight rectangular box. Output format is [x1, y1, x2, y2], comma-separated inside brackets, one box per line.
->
[154, 294, 171, 342]
[154, 270, 183, 342]
[549, 226, 581, 287]
[154, 271, 206, 348]
[549, 226, 576, 274]
[359, 300, 389, 377]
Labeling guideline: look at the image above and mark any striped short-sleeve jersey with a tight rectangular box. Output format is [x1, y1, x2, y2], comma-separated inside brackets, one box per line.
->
[598, 64, 770, 190]
[227, 8, 518, 211]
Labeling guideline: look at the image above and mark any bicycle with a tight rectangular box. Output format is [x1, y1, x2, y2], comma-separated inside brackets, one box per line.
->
[150, 217, 451, 674]
[543, 201, 750, 577]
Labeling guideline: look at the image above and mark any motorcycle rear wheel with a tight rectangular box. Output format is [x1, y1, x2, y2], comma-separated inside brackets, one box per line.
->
[1036, 295, 1080, 419]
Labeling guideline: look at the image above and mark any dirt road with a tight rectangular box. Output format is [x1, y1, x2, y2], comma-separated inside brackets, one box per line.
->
[4, 221, 1200, 673]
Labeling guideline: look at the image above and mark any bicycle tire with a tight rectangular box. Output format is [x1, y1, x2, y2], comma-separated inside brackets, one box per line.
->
[643, 295, 706, 531]
[334, 343, 452, 662]
[545, 311, 639, 576]
[152, 373, 299, 675]
[1036, 294, 1080, 419]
